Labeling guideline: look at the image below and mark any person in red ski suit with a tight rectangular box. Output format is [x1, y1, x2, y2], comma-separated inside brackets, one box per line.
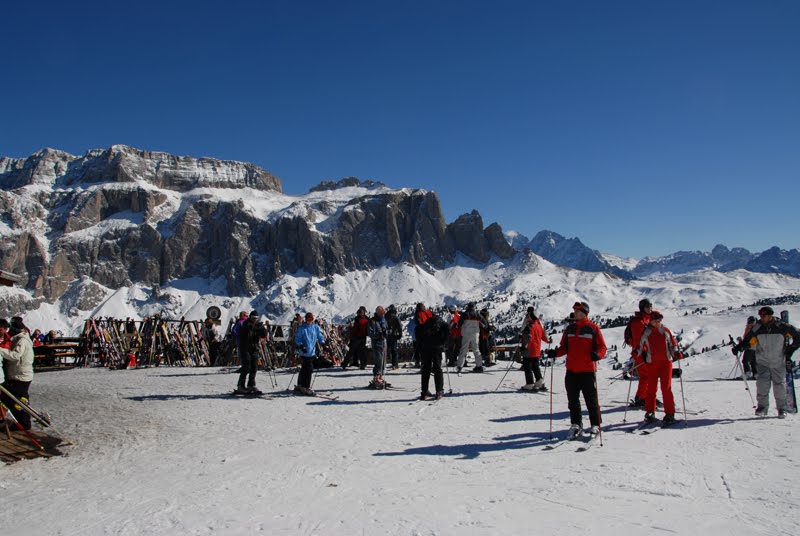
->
[628, 298, 653, 407]
[635, 311, 684, 426]
[547, 301, 607, 439]
[519, 307, 550, 391]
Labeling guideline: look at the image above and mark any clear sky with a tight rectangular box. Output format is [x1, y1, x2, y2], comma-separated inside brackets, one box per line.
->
[2, 1, 798, 258]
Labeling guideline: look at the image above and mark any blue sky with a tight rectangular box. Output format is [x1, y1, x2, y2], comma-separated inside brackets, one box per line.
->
[2, 1, 798, 258]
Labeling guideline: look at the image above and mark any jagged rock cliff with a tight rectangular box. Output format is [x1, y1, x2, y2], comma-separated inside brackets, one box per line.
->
[0, 146, 517, 305]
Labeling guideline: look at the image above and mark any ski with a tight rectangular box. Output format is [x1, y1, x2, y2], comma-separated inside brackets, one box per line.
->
[229, 390, 270, 399]
[576, 432, 600, 452]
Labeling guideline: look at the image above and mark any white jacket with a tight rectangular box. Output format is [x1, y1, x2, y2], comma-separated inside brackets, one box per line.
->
[0, 331, 34, 382]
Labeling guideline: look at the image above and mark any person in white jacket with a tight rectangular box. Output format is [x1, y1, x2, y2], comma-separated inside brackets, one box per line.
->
[0, 316, 35, 430]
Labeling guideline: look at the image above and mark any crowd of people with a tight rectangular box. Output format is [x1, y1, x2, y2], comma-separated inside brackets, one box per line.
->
[2, 298, 798, 440]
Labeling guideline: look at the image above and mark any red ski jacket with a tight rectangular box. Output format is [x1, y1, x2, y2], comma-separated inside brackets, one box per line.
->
[555, 318, 607, 373]
[638, 325, 677, 362]
[350, 315, 369, 339]
[629, 311, 650, 357]
[523, 318, 550, 358]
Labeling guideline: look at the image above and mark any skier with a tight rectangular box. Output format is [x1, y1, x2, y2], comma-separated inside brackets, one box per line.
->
[234, 311, 267, 395]
[635, 311, 684, 426]
[417, 310, 450, 400]
[479, 308, 497, 366]
[0, 316, 35, 430]
[546, 302, 607, 440]
[385, 305, 403, 370]
[367, 306, 389, 389]
[627, 299, 653, 407]
[446, 305, 461, 367]
[294, 312, 326, 396]
[740, 316, 758, 379]
[344, 306, 369, 369]
[734, 306, 800, 418]
[457, 302, 487, 373]
[519, 307, 550, 391]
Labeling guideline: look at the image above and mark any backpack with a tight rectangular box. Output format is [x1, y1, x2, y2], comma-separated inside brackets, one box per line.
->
[623, 316, 635, 348]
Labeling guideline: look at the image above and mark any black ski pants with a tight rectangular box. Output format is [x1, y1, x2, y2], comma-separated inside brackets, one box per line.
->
[238, 349, 257, 388]
[346, 337, 368, 369]
[742, 349, 758, 375]
[420, 348, 444, 394]
[1, 379, 31, 430]
[565, 370, 601, 427]
[522, 356, 543, 385]
[298, 356, 314, 389]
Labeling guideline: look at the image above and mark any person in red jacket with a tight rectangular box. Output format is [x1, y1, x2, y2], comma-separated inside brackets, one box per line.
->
[628, 298, 653, 407]
[519, 307, 550, 391]
[344, 306, 370, 369]
[546, 301, 607, 440]
[635, 311, 684, 427]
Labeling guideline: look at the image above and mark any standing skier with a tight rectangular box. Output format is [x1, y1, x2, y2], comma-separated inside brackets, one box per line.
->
[234, 311, 267, 395]
[0, 316, 35, 430]
[546, 302, 607, 439]
[734, 306, 800, 418]
[344, 306, 369, 370]
[294, 312, 326, 396]
[519, 307, 550, 391]
[417, 310, 450, 400]
[740, 316, 758, 379]
[457, 302, 487, 373]
[635, 311, 684, 426]
[385, 305, 403, 371]
[368, 306, 389, 389]
[627, 299, 653, 407]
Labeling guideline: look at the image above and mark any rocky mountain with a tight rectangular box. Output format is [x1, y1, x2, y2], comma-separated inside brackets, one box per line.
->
[0, 145, 515, 315]
[518, 230, 800, 279]
[526, 230, 633, 279]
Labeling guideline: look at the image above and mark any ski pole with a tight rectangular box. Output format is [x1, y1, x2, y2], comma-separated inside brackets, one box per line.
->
[444, 351, 453, 394]
[0, 401, 44, 450]
[494, 347, 520, 391]
[593, 374, 603, 447]
[677, 359, 688, 426]
[729, 335, 756, 408]
[622, 368, 634, 423]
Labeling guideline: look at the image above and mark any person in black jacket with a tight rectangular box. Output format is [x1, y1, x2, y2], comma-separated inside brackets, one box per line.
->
[417, 311, 450, 400]
[235, 311, 268, 395]
[385, 305, 404, 370]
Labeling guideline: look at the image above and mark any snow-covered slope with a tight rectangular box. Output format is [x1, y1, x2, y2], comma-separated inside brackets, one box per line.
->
[2, 302, 798, 535]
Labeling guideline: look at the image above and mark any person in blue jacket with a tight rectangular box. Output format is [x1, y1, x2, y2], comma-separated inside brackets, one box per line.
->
[294, 312, 326, 396]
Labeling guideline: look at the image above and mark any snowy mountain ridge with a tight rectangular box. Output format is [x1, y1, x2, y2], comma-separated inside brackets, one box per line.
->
[1, 145, 799, 336]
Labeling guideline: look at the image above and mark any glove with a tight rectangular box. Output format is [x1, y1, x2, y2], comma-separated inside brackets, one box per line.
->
[641, 350, 650, 363]
[787, 359, 796, 373]
[545, 348, 557, 359]
[731, 343, 742, 355]
[673, 351, 684, 361]
[590, 351, 601, 362]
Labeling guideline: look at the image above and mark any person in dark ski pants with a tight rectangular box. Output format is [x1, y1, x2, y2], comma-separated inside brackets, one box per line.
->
[635, 311, 684, 426]
[546, 302, 607, 439]
[417, 311, 450, 399]
[0, 317, 35, 430]
[734, 306, 800, 418]
[368, 306, 389, 389]
[740, 316, 758, 379]
[344, 307, 369, 369]
[235, 311, 268, 394]
[385, 305, 403, 370]
[294, 312, 326, 396]
[519, 307, 550, 391]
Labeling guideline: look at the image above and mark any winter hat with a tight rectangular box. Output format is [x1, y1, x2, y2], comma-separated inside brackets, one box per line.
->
[387, 304, 396, 313]
[639, 299, 652, 312]
[447, 305, 457, 313]
[358, 306, 367, 314]
[249, 310, 259, 318]
[10, 316, 27, 334]
[758, 306, 774, 316]
[650, 310, 664, 321]
[572, 301, 590, 315]
[747, 316, 756, 324]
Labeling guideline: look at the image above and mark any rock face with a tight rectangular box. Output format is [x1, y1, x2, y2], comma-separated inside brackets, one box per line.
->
[527, 230, 633, 279]
[0, 146, 517, 303]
